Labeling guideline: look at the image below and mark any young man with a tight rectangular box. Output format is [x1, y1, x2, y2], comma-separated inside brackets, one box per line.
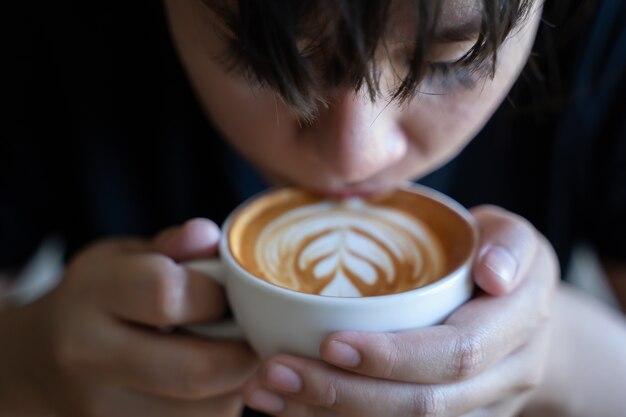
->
[1, 0, 625, 416]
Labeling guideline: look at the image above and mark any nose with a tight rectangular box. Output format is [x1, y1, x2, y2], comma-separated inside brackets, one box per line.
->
[306, 92, 408, 184]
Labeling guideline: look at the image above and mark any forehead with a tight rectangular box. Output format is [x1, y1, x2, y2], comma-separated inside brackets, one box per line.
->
[386, 0, 483, 42]
[439, 0, 483, 22]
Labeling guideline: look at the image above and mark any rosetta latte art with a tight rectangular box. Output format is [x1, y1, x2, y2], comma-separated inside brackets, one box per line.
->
[254, 199, 445, 297]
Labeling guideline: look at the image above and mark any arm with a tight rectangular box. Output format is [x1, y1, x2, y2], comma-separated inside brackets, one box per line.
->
[524, 264, 626, 417]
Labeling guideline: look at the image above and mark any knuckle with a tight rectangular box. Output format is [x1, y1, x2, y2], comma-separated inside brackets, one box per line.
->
[538, 236, 561, 285]
[381, 333, 403, 379]
[535, 302, 552, 328]
[408, 386, 446, 417]
[516, 364, 544, 393]
[451, 332, 485, 380]
[515, 341, 549, 395]
[474, 205, 537, 239]
[148, 257, 186, 326]
[321, 375, 340, 408]
[527, 295, 552, 338]
[501, 218, 538, 257]
[534, 237, 559, 324]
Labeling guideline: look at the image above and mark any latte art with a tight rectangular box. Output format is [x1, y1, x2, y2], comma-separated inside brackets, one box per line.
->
[254, 199, 445, 297]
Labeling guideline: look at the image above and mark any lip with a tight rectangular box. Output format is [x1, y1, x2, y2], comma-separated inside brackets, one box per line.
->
[307, 185, 395, 199]
[263, 170, 403, 200]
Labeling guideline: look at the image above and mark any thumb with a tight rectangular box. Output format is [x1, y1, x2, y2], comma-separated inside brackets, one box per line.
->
[152, 218, 222, 261]
[470, 205, 538, 296]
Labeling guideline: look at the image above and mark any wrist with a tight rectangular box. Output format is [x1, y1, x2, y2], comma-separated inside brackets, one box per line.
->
[525, 283, 626, 416]
[0, 299, 56, 415]
[522, 290, 569, 415]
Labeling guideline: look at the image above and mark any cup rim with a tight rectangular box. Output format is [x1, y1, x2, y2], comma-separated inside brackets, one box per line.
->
[219, 183, 479, 305]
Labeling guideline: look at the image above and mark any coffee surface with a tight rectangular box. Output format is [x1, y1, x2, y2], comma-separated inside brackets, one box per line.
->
[229, 188, 471, 297]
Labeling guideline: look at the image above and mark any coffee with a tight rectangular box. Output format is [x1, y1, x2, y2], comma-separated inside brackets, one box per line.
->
[228, 187, 474, 297]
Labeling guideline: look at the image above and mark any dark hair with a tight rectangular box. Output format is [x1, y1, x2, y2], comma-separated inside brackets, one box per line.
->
[202, 0, 535, 121]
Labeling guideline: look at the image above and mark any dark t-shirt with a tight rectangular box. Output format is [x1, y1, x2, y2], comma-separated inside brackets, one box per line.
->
[1, 2, 625, 414]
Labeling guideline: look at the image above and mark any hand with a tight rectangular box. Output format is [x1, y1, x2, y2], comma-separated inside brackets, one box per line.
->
[242, 205, 559, 417]
[0, 218, 258, 417]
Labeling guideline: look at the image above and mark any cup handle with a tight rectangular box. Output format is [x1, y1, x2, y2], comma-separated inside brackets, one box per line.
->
[181, 259, 246, 340]
[184, 258, 227, 284]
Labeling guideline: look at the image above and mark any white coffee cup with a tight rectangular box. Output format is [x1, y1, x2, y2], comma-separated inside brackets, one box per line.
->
[184, 184, 478, 359]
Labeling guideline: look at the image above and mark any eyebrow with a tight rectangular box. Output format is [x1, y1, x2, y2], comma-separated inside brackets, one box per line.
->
[432, 17, 482, 43]
[430, 0, 483, 43]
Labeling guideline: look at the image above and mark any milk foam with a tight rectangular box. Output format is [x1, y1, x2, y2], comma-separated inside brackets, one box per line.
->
[254, 198, 445, 297]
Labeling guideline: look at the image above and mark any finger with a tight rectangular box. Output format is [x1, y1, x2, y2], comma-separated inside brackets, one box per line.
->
[320, 238, 557, 383]
[152, 218, 221, 261]
[93, 386, 244, 417]
[102, 327, 258, 399]
[244, 376, 342, 417]
[101, 252, 227, 327]
[252, 337, 545, 417]
[470, 205, 538, 295]
[461, 392, 532, 417]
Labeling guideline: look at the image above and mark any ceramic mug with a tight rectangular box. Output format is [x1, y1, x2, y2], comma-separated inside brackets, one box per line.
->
[184, 184, 479, 358]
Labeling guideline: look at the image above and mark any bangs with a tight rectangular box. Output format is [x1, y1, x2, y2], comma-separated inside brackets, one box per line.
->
[203, 0, 535, 121]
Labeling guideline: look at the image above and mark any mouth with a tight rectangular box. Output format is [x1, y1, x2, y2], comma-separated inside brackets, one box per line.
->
[260, 169, 406, 199]
[307, 183, 399, 199]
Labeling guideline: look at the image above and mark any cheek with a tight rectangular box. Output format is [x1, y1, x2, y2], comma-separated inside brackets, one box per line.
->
[401, 88, 497, 166]
[188, 60, 307, 168]
[192, 67, 286, 146]
[400, 3, 541, 167]
[165, 0, 297, 154]
[402, 54, 528, 166]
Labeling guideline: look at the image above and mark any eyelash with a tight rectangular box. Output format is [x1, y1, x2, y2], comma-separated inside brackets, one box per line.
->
[230, 57, 491, 98]
[423, 61, 488, 91]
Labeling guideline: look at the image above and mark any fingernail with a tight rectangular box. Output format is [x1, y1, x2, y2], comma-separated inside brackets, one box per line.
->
[325, 341, 361, 368]
[483, 245, 517, 284]
[266, 363, 302, 393]
[248, 389, 285, 413]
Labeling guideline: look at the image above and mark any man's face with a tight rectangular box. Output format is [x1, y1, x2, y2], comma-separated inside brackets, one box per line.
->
[164, 0, 542, 196]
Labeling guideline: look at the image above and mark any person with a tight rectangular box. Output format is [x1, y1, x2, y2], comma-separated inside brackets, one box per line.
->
[1, 0, 625, 416]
